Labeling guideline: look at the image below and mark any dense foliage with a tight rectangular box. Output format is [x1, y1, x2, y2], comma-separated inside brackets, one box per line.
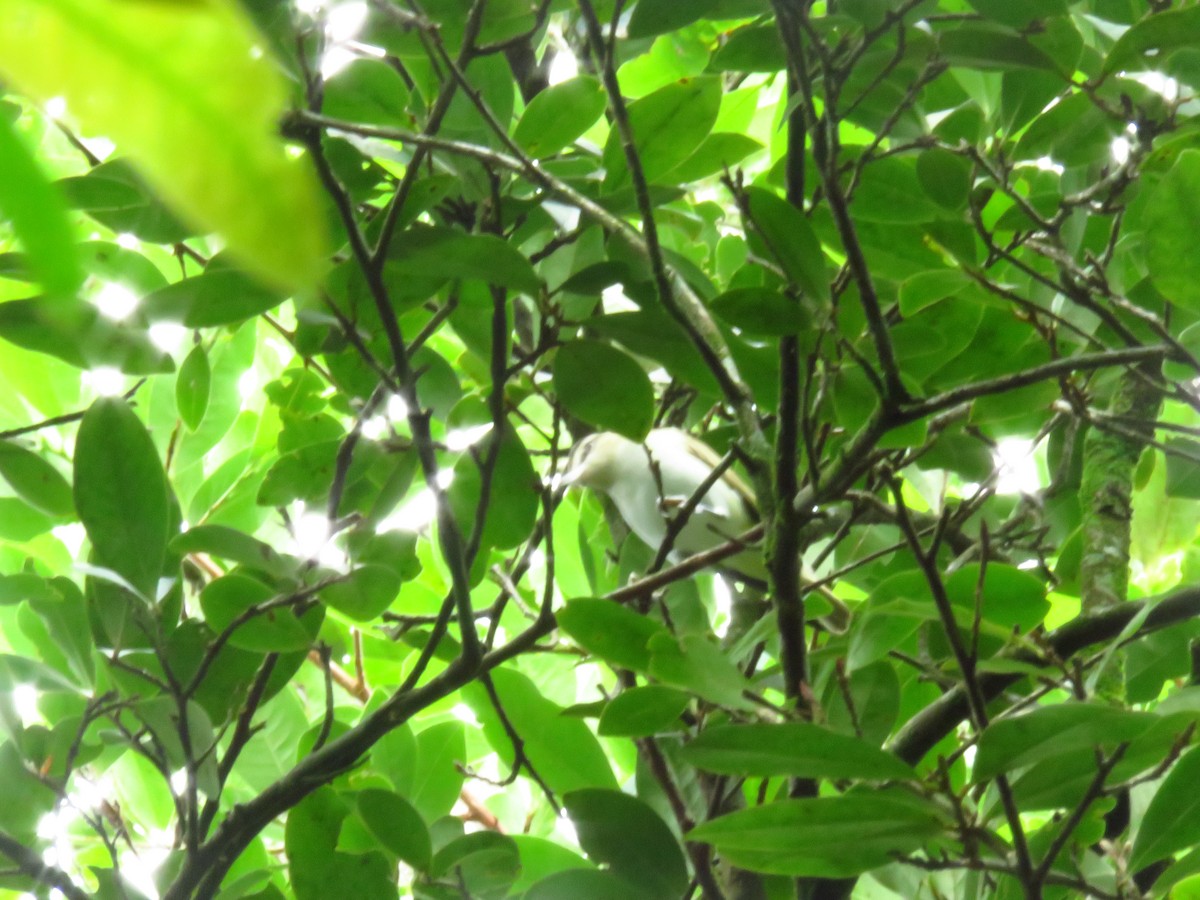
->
[2, 0, 1200, 898]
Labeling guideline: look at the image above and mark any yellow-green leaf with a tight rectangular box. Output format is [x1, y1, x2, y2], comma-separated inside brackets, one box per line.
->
[0, 0, 327, 293]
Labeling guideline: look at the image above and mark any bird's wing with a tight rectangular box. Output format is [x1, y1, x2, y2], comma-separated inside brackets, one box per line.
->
[672, 430, 760, 521]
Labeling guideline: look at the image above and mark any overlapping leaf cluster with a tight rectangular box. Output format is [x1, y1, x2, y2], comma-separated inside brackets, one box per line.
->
[2, 1, 1200, 899]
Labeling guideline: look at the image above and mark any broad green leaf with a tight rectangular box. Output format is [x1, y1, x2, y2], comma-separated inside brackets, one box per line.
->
[973, 703, 1161, 781]
[668, 132, 763, 183]
[602, 77, 722, 188]
[1147, 150, 1200, 310]
[509, 836, 592, 896]
[513, 76, 607, 158]
[465, 668, 617, 794]
[286, 788, 396, 900]
[710, 25, 787, 72]
[553, 340, 653, 441]
[557, 598, 668, 672]
[0, 0, 328, 292]
[323, 58, 411, 128]
[564, 789, 688, 899]
[937, 23, 1057, 71]
[447, 428, 539, 550]
[745, 187, 830, 302]
[943, 563, 1049, 632]
[0, 113, 81, 298]
[169, 524, 295, 580]
[1104, 6, 1200, 75]
[0, 439, 72, 517]
[385, 225, 540, 295]
[647, 633, 750, 709]
[597, 685, 689, 737]
[710, 287, 811, 336]
[1014, 92, 1119, 167]
[1131, 745, 1200, 870]
[176, 344, 211, 431]
[681, 723, 916, 781]
[526, 869, 637, 900]
[142, 262, 285, 328]
[199, 572, 321, 653]
[0, 297, 174, 375]
[627, 0, 721, 38]
[430, 832, 520, 898]
[58, 159, 192, 244]
[74, 398, 169, 596]
[319, 564, 400, 622]
[854, 156, 945, 224]
[382, 721, 466, 825]
[964, 0, 1067, 28]
[688, 790, 947, 878]
[355, 788, 432, 870]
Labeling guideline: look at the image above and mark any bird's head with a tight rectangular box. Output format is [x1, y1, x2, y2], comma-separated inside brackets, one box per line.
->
[560, 431, 637, 492]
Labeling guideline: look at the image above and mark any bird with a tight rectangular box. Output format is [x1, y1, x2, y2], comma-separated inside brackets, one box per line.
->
[562, 428, 849, 632]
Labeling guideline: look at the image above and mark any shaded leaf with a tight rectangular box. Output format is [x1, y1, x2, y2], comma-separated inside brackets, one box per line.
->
[74, 398, 169, 596]
[681, 723, 916, 781]
[553, 340, 654, 441]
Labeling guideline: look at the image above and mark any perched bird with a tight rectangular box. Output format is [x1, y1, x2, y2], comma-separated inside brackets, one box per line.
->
[563, 428, 849, 632]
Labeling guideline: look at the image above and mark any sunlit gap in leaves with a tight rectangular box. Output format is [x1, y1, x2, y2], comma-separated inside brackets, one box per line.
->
[992, 437, 1043, 495]
[90, 282, 139, 321]
[375, 468, 455, 534]
[148, 322, 188, 354]
[83, 367, 126, 397]
[545, 24, 578, 86]
[11, 683, 40, 727]
[288, 502, 349, 570]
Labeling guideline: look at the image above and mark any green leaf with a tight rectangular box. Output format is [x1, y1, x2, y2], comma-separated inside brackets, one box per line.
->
[286, 788, 396, 900]
[142, 261, 285, 327]
[853, 156, 945, 224]
[447, 428, 539, 550]
[319, 564, 400, 622]
[745, 187, 830, 302]
[1147, 150, 1200, 310]
[710, 25, 787, 72]
[710, 287, 811, 336]
[597, 685, 689, 737]
[176, 344, 211, 431]
[526, 869, 635, 900]
[1131, 745, 1200, 870]
[668, 132, 764, 183]
[1014, 92, 1119, 167]
[691, 790, 946, 878]
[564, 789, 688, 899]
[1104, 6, 1200, 76]
[385, 225, 540, 295]
[647, 633, 751, 708]
[74, 398, 169, 597]
[557, 599, 668, 672]
[0, 113, 81, 299]
[170, 524, 295, 580]
[323, 58, 411, 128]
[355, 788, 432, 870]
[937, 23, 1057, 71]
[0, 439, 73, 517]
[602, 77, 722, 188]
[964, 0, 1067, 28]
[466, 668, 617, 794]
[58, 160, 192, 244]
[973, 703, 1161, 781]
[199, 572, 322, 653]
[552, 340, 654, 441]
[513, 76, 607, 158]
[681, 723, 916, 781]
[0, 297, 173, 375]
[0, 0, 328, 292]
[431, 832, 521, 898]
[943, 563, 1049, 632]
[627, 0, 721, 38]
